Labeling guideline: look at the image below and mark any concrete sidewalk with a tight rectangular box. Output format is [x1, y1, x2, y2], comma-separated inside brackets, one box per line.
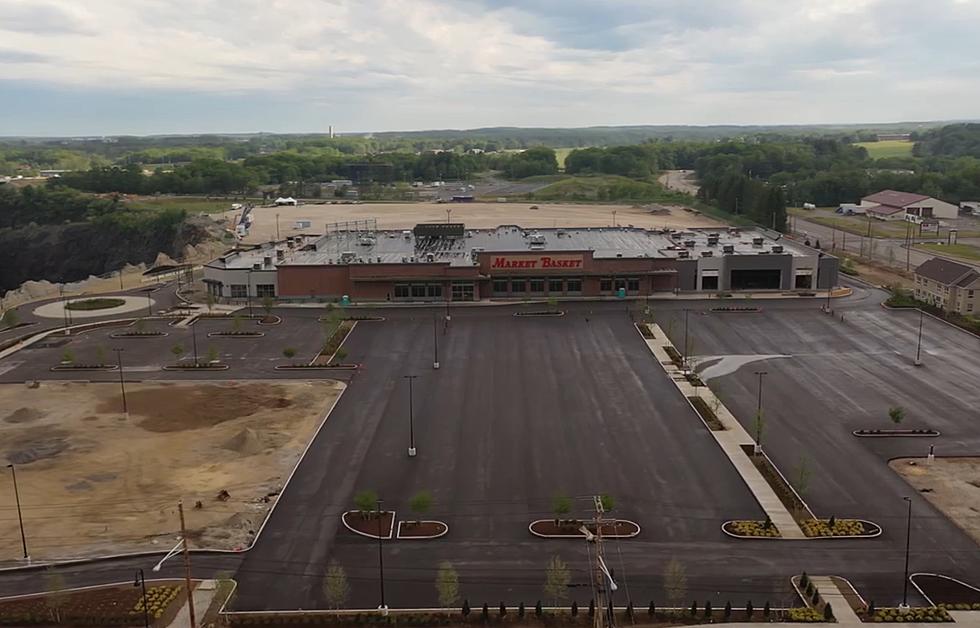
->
[809, 575, 862, 624]
[642, 323, 806, 539]
[167, 580, 218, 628]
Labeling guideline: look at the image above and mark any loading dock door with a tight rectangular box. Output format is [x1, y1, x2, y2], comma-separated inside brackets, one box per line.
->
[730, 269, 781, 291]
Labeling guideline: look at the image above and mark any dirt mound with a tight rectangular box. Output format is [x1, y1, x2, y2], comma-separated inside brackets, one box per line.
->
[95, 383, 294, 432]
[5, 428, 70, 465]
[3, 407, 42, 424]
[222, 427, 264, 456]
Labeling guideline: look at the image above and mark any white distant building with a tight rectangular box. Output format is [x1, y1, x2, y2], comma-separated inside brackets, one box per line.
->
[273, 197, 298, 206]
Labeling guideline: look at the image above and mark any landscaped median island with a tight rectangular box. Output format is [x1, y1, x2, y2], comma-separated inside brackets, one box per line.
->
[529, 519, 640, 538]
[741, 445, 881, 539]
[0, 581, 187, 627]
[110, 318, 168, 338]
[723, 519, 780, 538]
[65, 297, 127, 311]
[912, 573, 980, 608]
[341, 509, 395, 539]
[853, 428, 940, 437]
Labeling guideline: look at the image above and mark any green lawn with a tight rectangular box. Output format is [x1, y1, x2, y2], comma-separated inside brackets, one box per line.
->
[124, 196, 250, 213]
[916, 242, 980, 261]
[853, 140, 914, 159]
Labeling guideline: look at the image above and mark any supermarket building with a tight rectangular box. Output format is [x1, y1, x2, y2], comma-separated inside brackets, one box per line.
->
[204, 223, 838, 302]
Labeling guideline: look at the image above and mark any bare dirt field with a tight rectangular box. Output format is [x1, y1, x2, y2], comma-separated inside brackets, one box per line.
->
[0, 380, 344, 562]
[228, 201, 722, 243]
[892, 457, 980, 546]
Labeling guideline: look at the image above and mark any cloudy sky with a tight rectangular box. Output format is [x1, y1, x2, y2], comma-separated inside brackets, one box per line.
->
[2, 0, 979, 136]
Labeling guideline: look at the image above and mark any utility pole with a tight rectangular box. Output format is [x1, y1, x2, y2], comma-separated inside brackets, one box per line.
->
[5, 464, 28, 560]
[432, 313, 440, 369]
[901, 497, 912, 612]
[404, 375, 418, 457]
[583, 495, 616, 628]
[113, 348, 128, 416]
[276, 213, 281, 241]
[914, 309, 924, 366]
[178, 501, 197, 628]
[146, 289, 153, 317]
[754, 371, 767, 454]
[191, 322, 199, 366]
[906, 220, 913, 272]
[376, 499, 388, 614]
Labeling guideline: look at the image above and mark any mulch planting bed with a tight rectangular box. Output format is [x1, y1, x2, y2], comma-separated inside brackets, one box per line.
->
[688, 396, 724, 430]
[0, 582, 184, 627]
[51, 364, 117, 371]
[530, 519, 639, 538]
[912, 574, 980, 606]
[398, 520, 448, 538]
[111, 331, 168, 338]
[636, 324, 655, 339]
[514, 311, 565, 317]
[65, 297, 127, 311]
[344, 510, 395, 538]
[207, 331, 265, 337]
[710, 306, 762, 313]
[741, 445, 811, 520]
[663, 345, 683, 366]
[853, 429, 939, 437]
[313, 320, 355, 366]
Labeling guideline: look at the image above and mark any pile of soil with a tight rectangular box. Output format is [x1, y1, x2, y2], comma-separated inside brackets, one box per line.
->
[97, 383, 293, 432]
[223, 427, 264, 456]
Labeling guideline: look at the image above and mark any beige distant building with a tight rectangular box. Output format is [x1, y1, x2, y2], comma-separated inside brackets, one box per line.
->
[914, 257, 980, 315]
[863, 190, 959, 221]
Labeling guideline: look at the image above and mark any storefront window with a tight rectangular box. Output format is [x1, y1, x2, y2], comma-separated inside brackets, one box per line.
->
[530, 278, 545, 292]
[566, 278, 582, 293]
[548, 279, 563, 293]
[427, 284, 443, 298]
[492, 279, 508, 294]
[599, 278, 612, 292]
[411, 284, 427, 298]
[511, 279, 526, 293]
[230, 284, 248, 298]
[627, 278, 640, 292]
[394, 284, 410, 298]
[452, 282, 474, 301]
[256, 284, 276, 297]
[614, 278, 626, 291]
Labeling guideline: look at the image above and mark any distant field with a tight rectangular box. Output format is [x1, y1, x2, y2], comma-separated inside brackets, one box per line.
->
[124, 196, 251, 213]
[854, 140, 914, 159]
[530, 174, 691, 204]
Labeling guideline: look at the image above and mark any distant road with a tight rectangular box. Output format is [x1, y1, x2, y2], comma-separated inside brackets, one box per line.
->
[658, 169, 700, 195]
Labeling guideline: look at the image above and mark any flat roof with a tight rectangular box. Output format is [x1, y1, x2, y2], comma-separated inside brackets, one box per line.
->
[272, 226, 813, 267]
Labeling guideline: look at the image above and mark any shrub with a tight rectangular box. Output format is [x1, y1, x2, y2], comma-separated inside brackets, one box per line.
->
[690, 601, 697, 617]
[824, 603, 834, 621]
[481, 603, 488, 619]
[283, 347, 296, 359]
[800, 572, 809, 588]
[868, 601, 875, 616]
[571, 601, 578, 617]
[704, 600, 712, 619]
[725, 601, 732, 619]
[746, 600, 753, 619]
[588, 599, 595, 617]
[626, 602, 634, 619]
[535, 601, 542, 617]
[764, 601, 771, 618]
[499, 602, 506, 617]
[353, 490, 379, 513]
[462, 600, 470, 617]
[518, 602, 524, 618]
[648, 601, 655, 617]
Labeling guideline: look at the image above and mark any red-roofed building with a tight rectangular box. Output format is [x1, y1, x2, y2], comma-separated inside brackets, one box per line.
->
[861, 190, 958, 221]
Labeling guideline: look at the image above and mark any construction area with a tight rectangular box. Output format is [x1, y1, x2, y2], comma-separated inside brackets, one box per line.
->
[225, 201, 721, 244]
[893, 457, 980, 547]
[0, 380, 343, 562]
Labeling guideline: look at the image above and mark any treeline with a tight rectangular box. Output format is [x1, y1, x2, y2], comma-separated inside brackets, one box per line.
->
[913, 124, 980, 159]
[50, 147, 560, 196]
[0, 185, 122, 229]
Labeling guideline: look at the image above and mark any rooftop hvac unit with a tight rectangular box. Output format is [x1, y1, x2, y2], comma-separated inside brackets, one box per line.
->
[529, 232, 546, 245]
[722, 244, 735, 254]
[402, 230, 412, 239]
[752, 237, 764, 246]
[425, 253, 435, 262]
[701, 251, 713, 257]
[707, 234, 720, 246]
[556, 229, 566, 237]
[252, 263, 262, 270]
[340, 251, 355, 263]
[677, 250, 690, 259]
[263, 256, 273, 266]
[771, 245, 784, 253]
[358, 236, 375, 246]
[684, 240, 696, 248]
[276, 249, 285, 261]
[401, 256, 408, 263]
[616, 253, 623, 258]
[377, 257, 382, 263]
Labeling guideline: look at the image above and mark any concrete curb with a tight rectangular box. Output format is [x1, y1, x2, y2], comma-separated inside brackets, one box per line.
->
[909, 572, 980, 608]
[341, 511, 395, 539]
[396, 520, 449, 540]
[527, 519, 641, 539]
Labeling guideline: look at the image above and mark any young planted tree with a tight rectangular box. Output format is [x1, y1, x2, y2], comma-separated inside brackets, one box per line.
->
[552, 494, 572, 526]
[283, 347, 297, 361]
[43, 570, 68, 624]
[547, 297, 559, 314]
[792, 455, 811, 509]
[435, 561, 460, 608]
[544, 555, 571, 607]
[409, 490, 433, 524]
[95, 346, 107, 367]
[753, 411, 765, 453]
[232, 315, 244, 333]
[61, 349, 75, 365]
[206, 346, 220, 364]
[353, 489, 379, 515]
[323, 560, 350, 609]
[332, 347, 348, 364]
[889, 406, 906, 425]
[206, 291, 215, 313]
[171, 344, 185, 362]
[599, 494, 615, 513]
[261, 295, 275, 320]
[134, 318, 147, 334]
[664, 558, 688, 609]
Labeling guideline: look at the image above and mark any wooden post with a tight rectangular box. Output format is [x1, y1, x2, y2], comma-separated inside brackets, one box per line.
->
[178, 501, 197, 628]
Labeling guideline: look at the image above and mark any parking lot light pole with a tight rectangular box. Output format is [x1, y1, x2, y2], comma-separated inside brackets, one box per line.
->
[404, 375, 418, 456]
[432, 313, 440, 369]
[146, 289, 153, 317]
[754, 371, 767, 454]
[246, 269, 254, 318]
[682, 309, 690, 371]
[376, 499, 388, 615]
[914, 309, 924, 366]
[113, 348, 128, 417]
[5, 464, 28, 560]
[901, 496, 912, 613]
[191, 322, 199, 366]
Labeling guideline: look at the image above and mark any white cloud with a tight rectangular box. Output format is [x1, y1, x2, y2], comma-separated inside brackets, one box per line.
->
[1, 0, 979, 131]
